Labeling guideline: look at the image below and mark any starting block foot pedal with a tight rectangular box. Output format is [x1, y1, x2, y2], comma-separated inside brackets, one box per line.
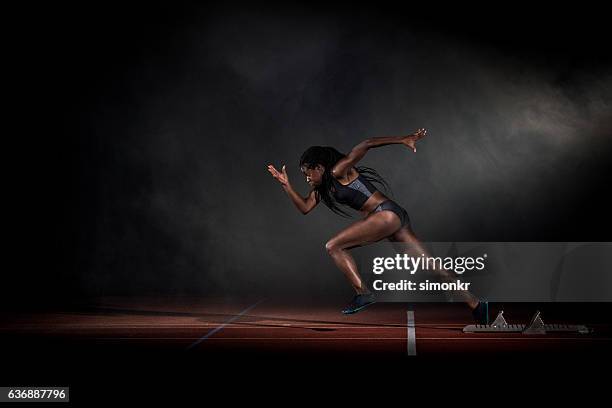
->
[522, 310, 546, 335]
[463, 310, 524, 333]
[491, 310, 508, 328]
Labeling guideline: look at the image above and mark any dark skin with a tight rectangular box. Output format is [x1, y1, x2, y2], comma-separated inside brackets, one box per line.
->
[267, 129, 479, 309]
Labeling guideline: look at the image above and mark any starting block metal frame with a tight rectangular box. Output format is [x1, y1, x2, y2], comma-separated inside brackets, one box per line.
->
[463, 310, 592, 335]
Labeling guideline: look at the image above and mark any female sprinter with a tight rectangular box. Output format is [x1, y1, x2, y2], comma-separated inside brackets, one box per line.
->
[267, 129, 488, 323]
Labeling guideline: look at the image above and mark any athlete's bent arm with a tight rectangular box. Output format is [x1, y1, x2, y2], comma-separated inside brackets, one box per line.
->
[267, 164, 320, 214]
[283, 186, 320, 215]
[332, 128, 427, 178]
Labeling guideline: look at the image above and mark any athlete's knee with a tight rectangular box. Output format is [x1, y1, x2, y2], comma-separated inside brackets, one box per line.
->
[325, 240, 343, 255]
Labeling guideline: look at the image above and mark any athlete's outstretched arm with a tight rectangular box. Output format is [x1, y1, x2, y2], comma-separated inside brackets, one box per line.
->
[332, 128, 427, 178]
[267, 164, 320, 214]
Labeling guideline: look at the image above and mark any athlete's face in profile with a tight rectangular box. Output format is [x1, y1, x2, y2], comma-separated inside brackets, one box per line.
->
[300, 164, 324, 187]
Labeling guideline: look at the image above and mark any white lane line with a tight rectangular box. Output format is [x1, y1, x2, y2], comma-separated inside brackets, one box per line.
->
[407, 310, 416, 356]
[186, 299, 265, 350]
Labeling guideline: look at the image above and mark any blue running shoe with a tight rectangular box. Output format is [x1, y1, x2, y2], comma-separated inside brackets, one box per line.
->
[342, 293, 376, 315]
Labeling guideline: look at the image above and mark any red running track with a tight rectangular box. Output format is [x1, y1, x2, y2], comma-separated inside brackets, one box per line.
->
[1, 296, 610, 358]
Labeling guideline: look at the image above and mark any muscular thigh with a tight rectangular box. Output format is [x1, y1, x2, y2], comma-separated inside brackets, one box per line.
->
[388, 224, 419, 243]
[328, 211, 401, 250]
[387, 224, 428, 256]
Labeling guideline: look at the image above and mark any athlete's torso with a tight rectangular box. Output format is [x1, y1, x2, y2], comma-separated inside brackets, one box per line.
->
[331, 168, 386, 213]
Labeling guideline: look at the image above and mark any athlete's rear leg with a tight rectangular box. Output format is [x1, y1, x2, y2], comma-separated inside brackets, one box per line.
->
[388, 224, 480, 309]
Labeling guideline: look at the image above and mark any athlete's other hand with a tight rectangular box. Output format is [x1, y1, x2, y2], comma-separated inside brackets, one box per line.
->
[267, 164, 289, 186]
[402, 128, 427, 153]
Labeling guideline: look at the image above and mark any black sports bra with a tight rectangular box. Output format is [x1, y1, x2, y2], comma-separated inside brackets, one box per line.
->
[331, 173, 378, 210]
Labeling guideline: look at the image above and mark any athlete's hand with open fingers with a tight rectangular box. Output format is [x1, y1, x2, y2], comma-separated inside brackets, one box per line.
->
[401, 128, 427, 153]
[267, 164, 289, 186]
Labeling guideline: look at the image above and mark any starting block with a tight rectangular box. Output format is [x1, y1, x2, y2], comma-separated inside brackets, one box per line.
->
[463, 310, 592, 335]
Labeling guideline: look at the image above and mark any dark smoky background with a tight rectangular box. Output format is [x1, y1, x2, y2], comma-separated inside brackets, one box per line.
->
[7, 1, 611, 308]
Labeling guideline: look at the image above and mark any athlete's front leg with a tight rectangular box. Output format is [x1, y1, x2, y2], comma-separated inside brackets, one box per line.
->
[325, 211, 401, 294]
